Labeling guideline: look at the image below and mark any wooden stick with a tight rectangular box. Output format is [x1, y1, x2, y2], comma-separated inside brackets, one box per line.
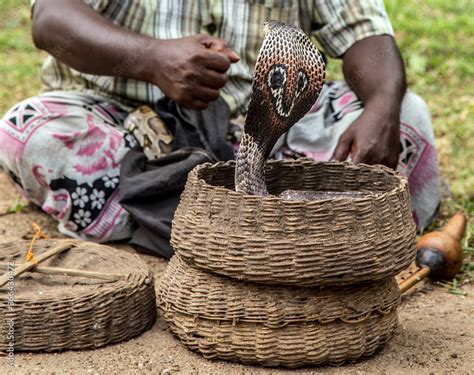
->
[398, 266, 431, 293]
[0, 243, 74, 287]
[0, 262, 124, 281]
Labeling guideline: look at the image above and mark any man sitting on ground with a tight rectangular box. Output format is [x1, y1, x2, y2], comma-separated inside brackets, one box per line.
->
[0, 0, 440, 256]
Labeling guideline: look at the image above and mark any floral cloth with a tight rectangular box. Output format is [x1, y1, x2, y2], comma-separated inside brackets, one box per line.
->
[0, 91, 136, 241]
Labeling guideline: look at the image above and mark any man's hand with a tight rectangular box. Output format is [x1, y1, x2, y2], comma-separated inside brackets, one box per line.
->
[332, 35, 406, 169]
[332, 102, 401, 168]
[152, 35, 240, 110]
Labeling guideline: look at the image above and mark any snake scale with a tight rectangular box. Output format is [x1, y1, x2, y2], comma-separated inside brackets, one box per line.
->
[235, 20, 326, 195]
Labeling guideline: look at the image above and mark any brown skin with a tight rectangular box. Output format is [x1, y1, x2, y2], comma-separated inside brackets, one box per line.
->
[31, 0, 239, 111]
[32, 1, 404, 167]
[332, 35, 407, 169]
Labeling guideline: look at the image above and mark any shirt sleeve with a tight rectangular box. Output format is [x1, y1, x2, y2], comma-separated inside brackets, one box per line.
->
[311, 0, 394, 58]
[31, 0, 108, 13]
[82, 0, 110, 11]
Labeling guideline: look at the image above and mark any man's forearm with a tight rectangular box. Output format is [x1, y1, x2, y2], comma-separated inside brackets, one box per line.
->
[342, 35, 407, 114]
[31, 0, 239, 110]
[332, 35, 406, 168]
[32, 0, 156, 82]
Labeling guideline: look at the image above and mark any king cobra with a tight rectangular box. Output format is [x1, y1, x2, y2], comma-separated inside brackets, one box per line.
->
[235, 21, 326, 195]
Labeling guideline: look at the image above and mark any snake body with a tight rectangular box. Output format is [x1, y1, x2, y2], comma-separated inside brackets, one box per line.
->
[235, 21, 326, 195]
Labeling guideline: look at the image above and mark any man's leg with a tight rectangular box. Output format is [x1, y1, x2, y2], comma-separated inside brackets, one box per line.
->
[0, 91, 137, 241]
[277, 80, 441, 229]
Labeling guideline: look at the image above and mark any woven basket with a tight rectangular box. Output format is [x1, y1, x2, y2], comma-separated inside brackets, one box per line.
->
[159, 255, 400, 367]
[0, 240, 156, 352]
[172, 159, 416, 286]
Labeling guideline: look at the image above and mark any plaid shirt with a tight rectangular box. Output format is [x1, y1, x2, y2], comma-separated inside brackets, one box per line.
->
[34, 0, 394, 114]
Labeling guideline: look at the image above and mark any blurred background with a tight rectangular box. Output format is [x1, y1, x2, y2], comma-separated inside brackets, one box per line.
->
[0, 0, 472, 287]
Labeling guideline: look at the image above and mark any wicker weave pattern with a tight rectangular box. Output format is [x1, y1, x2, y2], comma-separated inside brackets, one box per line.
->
[159, 255, 400, 327]
[162, 304, 397, 368]
[172, 160, 416, 286]
[158, 256, 399, 367]
[0, 240, 156, 352]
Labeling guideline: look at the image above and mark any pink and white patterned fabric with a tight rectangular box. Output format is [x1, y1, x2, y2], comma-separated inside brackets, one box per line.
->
[0, 91, 137, 242]
[0, 83, 441, 243]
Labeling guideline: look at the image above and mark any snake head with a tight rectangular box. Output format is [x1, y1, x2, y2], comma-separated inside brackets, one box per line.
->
[244, 20, 326, 156]
[235, 21, 326, 195]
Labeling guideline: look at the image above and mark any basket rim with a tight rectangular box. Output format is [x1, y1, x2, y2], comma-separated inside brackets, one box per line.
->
[0, 239, 152, 304]
[189, 159, 409, 202]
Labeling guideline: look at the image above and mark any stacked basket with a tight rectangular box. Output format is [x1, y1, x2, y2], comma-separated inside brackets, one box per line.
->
[159, 159, 416, 368]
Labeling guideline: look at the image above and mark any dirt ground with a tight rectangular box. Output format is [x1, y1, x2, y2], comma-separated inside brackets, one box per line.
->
[0, 172, 472, 374]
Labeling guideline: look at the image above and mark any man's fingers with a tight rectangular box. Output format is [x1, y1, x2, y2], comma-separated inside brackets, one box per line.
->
[388, 142, 402, 169]
[352, 151, 365, 165]
[198, 69, 227, 89]
[331, 135, 352, 162]
[198, 35, 234, 72]
[192, 87, 220, 103]
[202, 50, 232, 73]
[226, 50, 240, 63]
[210, 42, 240, 63]
[221, 47, 240, 63]
[200, 36, 226, 51]
[201, 36, 240, 63]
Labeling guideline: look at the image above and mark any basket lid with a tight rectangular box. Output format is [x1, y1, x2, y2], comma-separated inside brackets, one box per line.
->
[0, 240, 156, 352]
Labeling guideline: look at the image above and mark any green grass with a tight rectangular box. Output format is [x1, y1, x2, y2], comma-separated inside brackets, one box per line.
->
[0, 0, 472, 288]
[0, 0, 44, 113]
[325, 0, 474, 290]
[385, 0, 474, 202]
[6, 199, 30, 214]
[385, 0, 474, 291]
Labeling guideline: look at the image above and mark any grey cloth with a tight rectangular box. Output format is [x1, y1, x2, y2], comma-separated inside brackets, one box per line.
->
[119, 98, 234, 258]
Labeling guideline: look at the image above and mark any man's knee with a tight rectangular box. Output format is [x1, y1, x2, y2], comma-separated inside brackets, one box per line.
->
[0, 96, 46, 172]
[400, 91, 432, 132]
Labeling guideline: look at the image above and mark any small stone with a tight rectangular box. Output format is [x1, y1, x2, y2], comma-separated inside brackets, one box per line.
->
[450, 353, 458, 358]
